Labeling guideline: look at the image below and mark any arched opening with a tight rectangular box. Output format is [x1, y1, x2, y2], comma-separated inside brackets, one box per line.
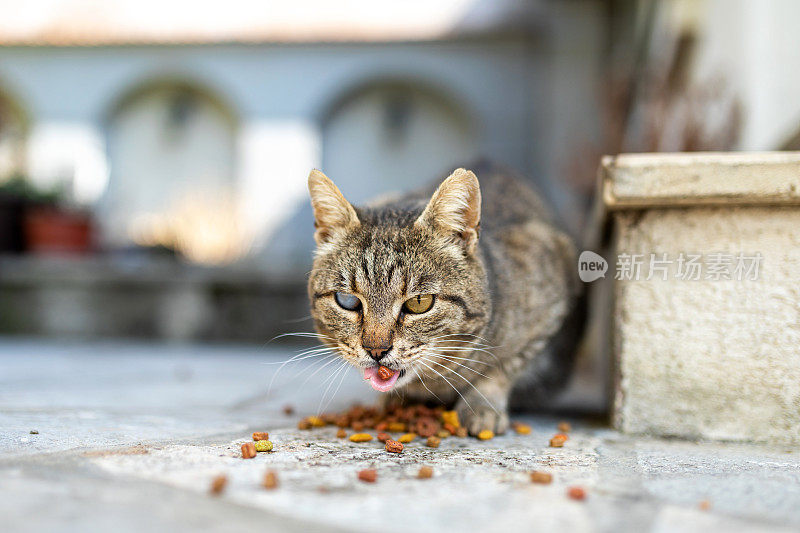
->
[320, 80, 478, 203]
[261, 80, 478, 274]
[0, 88, 29, 180]
[102, 80, 245, 263]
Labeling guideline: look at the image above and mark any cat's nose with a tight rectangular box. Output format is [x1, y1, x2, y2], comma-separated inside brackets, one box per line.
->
[365, 345, 392, 361]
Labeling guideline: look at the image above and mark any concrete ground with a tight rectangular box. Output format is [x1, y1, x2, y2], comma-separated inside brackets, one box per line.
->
[1, 339, 799, 533]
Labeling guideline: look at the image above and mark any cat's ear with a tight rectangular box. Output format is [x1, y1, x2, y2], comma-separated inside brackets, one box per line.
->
[416, 168, 481, 253]
[308, 169, 359, 245]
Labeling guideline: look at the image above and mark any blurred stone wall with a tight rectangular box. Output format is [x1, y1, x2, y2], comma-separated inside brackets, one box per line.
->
[0, 256, 311, 342]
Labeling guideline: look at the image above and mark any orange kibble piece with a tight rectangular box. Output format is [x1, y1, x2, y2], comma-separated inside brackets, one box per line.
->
[441, 410, 460, 428]
[263, 470, 278, 490]
[398, 433, 417, 443]
[385, 439, 404, 453]
[252, 432, 269, 441]
[567, 486, 586, 500]
[336, 429, 347, 438]
[417, 466, 434, 479]
[513, 423, 532, 435]
[550, 435, 567, 447]
[307, 416, 325, 427]
[530, 471, 553, 484]
[358, 469, 377, 483]
[209, 474, 227, 494]
[241, 442, 257, 459]
[387, 422, 407, 432]
[477, 430, 494, 440]
[557, 421, 572, 433]
[378, 366, 393, 380]
[349, 433, 373, 443]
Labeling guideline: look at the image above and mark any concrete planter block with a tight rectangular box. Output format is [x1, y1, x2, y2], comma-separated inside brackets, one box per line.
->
[602, 152, 800, 445]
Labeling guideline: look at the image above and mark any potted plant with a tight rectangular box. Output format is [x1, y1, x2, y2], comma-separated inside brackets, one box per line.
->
[0, 174, 94, 255]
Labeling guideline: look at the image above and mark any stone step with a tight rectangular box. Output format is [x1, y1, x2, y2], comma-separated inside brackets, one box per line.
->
[601, 152, 800, 445]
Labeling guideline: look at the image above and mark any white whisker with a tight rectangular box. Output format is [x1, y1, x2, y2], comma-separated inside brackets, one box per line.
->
[416, 359, 473, 413]
[267, 350, 337, 394]
[317, 360, 348, 414]
[297, 354, 344, 391]
[423, 353, 491, 378]
[422, 351, 493, 366]
[423, 358, 499, 415]
[320, 362, 352, 414]
[414, 367, 445, 404]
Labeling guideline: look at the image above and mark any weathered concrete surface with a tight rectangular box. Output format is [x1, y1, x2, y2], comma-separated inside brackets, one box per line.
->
[612, 206, 800, 444]
[602, 152, 800, 208]
[605, 152, 800, 444]
[1, 339, 799, 532]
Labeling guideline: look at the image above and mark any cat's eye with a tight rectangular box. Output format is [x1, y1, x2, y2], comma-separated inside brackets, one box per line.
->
[403, 294, 435, 314]
[334, 291, 361, 311]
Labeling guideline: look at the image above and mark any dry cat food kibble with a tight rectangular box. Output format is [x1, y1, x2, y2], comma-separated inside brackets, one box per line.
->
[385, 439, 404, 453]
[387, 422, 407, 432]
[254, 440, 273, 452]
[263, 470, 278, 490]
[378, 366, 394, 381]
[530, 471, 553, 484]
[699, 500, 712, 511]
[512, 422, 532, 435]
[477, 430, 494, 440]
[398, 433, 416, 443]
[294, 403, 499, 443]
[358, 469, 377, 483]
[567, 486, 586, 501]
[209, 474, 227, 495]
[283, 404, 295, 415]
[416, 418, 438, 438]
[376, 432, 390, 443]
[349, 433, 373, 443]
[557, 421, 572, 433]
[550, 434, 567, 447]
[336, 429, 347, 438]
[307, 416, 325, 428]
[241, 442, 257, 459]
[417, 466, 434, 479]
[440, 410, 460, 428]
[252, 432, 269, 441]
[426, 436, 441, 448]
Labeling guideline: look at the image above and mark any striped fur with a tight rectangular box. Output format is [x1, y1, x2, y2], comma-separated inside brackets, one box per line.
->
[307, 162, 582, 435]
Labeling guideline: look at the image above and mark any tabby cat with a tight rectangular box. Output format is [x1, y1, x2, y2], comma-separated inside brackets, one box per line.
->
[307, 162, 582, 435]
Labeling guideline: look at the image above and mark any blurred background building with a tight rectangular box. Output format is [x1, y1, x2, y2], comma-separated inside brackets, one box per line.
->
[1, 0, 800, 343]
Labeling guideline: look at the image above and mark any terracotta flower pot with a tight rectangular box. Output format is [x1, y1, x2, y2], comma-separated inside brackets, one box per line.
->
[23, 206, 93, 254]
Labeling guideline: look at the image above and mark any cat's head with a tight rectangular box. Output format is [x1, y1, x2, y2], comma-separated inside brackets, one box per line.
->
[307, 168, 489, 393]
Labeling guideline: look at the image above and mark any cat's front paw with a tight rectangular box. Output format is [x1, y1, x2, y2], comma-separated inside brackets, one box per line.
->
[456, 397, 509, 436]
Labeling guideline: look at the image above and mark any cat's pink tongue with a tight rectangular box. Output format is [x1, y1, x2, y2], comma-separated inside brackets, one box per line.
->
[363, 366, 400, 392]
